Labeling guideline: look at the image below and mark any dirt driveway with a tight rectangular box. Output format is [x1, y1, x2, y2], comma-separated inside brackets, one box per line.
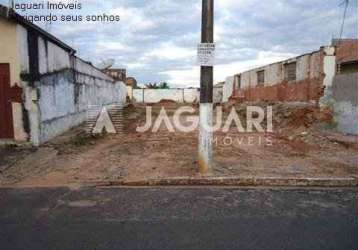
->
[1, 102, 358, 187]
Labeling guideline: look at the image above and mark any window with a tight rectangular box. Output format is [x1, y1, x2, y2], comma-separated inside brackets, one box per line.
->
[284, 62, 297, 81]
[235, 75, 241, 89]
[339, 60, 358, 74]
[257, 70, 265, 85]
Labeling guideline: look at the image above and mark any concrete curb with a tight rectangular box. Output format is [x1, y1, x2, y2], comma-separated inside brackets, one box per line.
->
[91, 176, 358, 187]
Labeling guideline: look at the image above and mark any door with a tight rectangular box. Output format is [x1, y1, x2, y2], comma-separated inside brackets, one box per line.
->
[0, 64, 14, 139]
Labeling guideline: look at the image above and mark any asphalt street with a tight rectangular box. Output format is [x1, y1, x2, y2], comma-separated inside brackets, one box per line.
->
[0, 186, 358, 250]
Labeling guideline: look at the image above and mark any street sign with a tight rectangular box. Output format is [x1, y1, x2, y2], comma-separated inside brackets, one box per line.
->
[197, 43, 215, 66]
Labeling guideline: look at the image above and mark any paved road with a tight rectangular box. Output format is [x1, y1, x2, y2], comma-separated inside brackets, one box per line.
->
[0, 187, 358, 250]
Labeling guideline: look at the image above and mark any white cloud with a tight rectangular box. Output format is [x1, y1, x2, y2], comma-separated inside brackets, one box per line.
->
[159, 67, 200, 87]
[145, 42, 196, 60]
[127, 62, 146, 69]
[95, 41, 130, 53]
[217, 0, 250, 8]
[110, 7, 156, 31]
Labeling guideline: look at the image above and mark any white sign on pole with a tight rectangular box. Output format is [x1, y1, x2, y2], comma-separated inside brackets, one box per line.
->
[197, 43, 215, 66]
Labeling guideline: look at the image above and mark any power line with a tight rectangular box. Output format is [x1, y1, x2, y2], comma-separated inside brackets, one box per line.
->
[339, 0, 350, 39]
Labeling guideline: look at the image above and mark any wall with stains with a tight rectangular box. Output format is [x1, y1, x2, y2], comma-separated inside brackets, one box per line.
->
[133, 88, 200, 104]
[12, 31, 127, 145]
[222, 76, 234, 102]
[35, 39, 126, 143]
[133, 87, 223, 104]
[332, 72, 358, 135]
[38, 37, 71, 74]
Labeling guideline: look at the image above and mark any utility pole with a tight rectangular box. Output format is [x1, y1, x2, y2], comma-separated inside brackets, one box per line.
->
[8, 0, 14, 8]
[198, 0, 214, 174]
[7, 0, 14, 17]
[339, 0, 350, 39]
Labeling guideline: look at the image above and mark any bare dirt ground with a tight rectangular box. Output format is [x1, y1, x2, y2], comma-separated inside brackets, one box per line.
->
[1, 102, 357, 187]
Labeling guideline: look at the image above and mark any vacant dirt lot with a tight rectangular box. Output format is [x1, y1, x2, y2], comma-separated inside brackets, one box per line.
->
[1, 102, 357, 187]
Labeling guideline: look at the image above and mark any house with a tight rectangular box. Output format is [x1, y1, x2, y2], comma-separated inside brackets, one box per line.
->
[222, 39, 358, 135]
[0, 5, 127, 145]
[125, 77, 137, 88]
[224, 40, 358, 104]
[103, 68, 127, 82]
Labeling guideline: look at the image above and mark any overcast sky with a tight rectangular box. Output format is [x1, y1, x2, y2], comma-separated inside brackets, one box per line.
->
[2, 0, 358, 87]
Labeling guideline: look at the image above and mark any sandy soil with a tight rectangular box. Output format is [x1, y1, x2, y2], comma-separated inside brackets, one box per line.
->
[0, 102, 357, 187]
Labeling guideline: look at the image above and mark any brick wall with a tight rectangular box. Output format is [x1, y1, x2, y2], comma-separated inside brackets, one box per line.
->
[237, 78, 324, 103]
[335, 39, 358, 64]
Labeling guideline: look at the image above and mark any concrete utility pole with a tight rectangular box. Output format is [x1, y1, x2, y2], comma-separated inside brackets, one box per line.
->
[198, 0, 214, 174]
[8, 0, 14, 8]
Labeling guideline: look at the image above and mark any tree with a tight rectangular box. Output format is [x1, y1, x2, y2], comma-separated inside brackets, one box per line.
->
[145, 82, 159, 89]
[159, 82, 170, 89]
[145, 82, 170, 89]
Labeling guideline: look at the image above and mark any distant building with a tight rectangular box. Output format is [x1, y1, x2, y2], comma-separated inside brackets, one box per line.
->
[125, 77, 137, 88]
[103, 68, 127, 82]
[223, 39, 358, 103]
[214, 82, 225, 88]
[221, 39, 358, 135]
[124, 77, 137, 100]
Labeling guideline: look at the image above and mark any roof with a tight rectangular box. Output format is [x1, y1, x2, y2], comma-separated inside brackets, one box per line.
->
[0, 5, 75, 53]
[232, 48, 322, 77]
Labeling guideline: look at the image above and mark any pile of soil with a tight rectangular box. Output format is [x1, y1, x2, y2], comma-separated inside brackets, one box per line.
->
[230, 102, 334, 131]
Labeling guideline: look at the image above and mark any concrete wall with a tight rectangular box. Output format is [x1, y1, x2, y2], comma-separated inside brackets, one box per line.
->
[35, 41, 126, 143]
[222, 76, 234, 103]
[265, 63, 282, 86]
[213, 87, 223, 104]
[133, 88, 199, 104]
[322, 47, 336, 87]
[133, 87, 223, 104]
[127, 85, 133, 100]
[332, 72, 358, 135]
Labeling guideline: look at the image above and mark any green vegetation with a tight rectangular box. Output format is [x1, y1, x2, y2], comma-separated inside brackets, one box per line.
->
[145, 82, 170, 89]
